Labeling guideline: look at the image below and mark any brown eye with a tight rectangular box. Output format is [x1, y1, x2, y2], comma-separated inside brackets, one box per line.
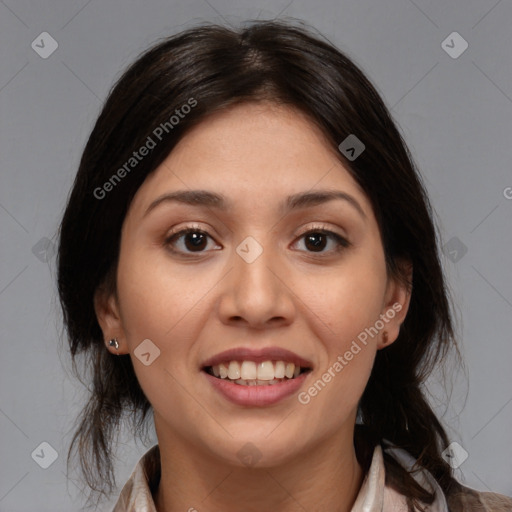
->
[295, 229, 350, 254]
[165, 228, 219, 254]
[304, 232, 328, 252]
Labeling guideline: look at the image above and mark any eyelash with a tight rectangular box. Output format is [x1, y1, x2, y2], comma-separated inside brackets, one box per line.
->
[164, 224, 350, 257]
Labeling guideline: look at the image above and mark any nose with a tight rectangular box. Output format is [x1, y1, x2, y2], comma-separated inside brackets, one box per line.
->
[216, 238, 296, 329]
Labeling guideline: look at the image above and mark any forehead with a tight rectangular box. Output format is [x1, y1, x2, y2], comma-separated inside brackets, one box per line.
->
[127, 102, 371, 219]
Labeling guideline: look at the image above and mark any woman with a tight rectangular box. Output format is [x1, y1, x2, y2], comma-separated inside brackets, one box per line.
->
[57, 20, 512, 512]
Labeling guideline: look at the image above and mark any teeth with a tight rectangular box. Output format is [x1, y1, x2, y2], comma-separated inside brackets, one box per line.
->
[218, 363, 228, 379]
[240, 361, 257, 380]
[210, 360, 307, 382]
[285, 363, 295, 379]
[274, 361, 285, 378]
[228, 361, 241, 380]
[257, 361, 274, 380]
[234, 378, 291, 386]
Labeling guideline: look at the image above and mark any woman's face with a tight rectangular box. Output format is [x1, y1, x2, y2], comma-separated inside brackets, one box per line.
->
[96, 102, 409, 466]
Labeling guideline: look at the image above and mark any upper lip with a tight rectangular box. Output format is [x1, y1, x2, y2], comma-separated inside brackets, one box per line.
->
[201, 346, 314, 369]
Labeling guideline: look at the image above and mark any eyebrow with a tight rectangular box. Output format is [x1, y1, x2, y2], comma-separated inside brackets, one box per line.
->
[143, 189, 366, 219]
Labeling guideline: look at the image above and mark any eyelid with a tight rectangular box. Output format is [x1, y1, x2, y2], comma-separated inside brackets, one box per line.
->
[294, 222, 347, 239]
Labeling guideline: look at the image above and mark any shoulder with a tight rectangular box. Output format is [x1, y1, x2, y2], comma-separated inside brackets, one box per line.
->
[376, 435, 512, 512]
[111, 444, 161, 512]
[446, 481, 512, 512]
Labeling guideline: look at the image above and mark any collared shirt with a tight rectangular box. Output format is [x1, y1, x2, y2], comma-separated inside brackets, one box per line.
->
[111, 442, 512, 512]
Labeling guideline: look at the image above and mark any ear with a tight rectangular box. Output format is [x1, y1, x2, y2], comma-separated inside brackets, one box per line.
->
[93, 284, 128, 355]
[377, 259, 412, 350]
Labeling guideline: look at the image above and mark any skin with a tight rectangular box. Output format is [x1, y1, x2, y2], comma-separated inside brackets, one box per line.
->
[94, 102, 411, 512]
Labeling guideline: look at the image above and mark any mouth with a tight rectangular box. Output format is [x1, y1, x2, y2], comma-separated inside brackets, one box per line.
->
[203, 360, 312, 386]
[200, 347, 313, 406]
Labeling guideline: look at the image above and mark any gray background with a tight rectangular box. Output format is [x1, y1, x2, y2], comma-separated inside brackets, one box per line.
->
[1, 0, 511, 510]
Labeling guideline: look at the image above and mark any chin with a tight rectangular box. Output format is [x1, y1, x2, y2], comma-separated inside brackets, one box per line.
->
[199, 428, 309, 469]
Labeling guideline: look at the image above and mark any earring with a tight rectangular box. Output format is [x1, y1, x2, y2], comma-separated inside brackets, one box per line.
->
[108, 338, 120, 355]
[382, 331, 388, 345]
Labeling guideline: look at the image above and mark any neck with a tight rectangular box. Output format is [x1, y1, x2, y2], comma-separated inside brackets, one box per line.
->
[153, 422, 365, 512]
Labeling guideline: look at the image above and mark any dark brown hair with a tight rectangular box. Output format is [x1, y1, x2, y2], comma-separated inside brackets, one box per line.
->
[57, 19, 462, 511]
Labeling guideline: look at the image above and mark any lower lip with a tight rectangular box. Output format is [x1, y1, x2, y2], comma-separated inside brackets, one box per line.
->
[203, 371, 310, 406]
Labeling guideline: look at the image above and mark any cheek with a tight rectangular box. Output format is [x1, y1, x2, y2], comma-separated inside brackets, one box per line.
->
[298, 282, 380, 427]
[300, 351, 375, 434]
[295, 254, 387, 345]
[296, 314, 377, 439]
[113, 251, 200, 412]
[116, 243, 202, 343]
[115, 242, 218, 402]
[293, 251, 385, 414]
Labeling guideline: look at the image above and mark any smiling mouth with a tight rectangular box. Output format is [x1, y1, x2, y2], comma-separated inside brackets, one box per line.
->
[203, 360, 312, 386]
